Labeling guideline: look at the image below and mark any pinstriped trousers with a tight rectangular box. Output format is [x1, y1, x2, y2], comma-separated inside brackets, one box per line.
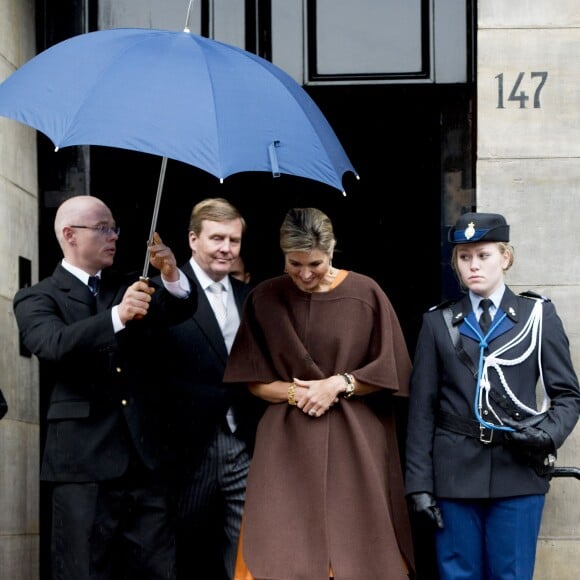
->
[176, 422, 251, 580]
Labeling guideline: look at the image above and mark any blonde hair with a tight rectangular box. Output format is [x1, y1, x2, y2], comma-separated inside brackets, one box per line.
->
[189, 198, 246, 234]
[279, 207, 336, 256]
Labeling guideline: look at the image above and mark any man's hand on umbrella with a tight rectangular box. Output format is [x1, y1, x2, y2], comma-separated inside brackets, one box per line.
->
[118, 279, 155, 323]
[148, 232, 179, 281]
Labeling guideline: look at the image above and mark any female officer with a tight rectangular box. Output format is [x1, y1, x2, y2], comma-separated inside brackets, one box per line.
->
[405, 212, 580, 579]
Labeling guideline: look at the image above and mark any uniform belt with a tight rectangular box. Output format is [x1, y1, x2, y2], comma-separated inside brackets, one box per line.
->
[436, 410, 507, 445]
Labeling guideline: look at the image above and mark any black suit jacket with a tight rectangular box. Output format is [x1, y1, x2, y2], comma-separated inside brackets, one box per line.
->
[13, 264, 197, 482]
[157, 262, 265, 477]
[406, 287, 580, 499]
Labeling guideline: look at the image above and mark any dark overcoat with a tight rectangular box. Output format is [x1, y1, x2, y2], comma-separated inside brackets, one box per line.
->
[13, 264, 197, 481]
[156, 262, 263, 476]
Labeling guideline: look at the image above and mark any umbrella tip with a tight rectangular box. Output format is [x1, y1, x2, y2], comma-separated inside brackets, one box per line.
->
[342, 191, 347, 197]
[55, 146, 59, 152]
[220, 178, 224, 184]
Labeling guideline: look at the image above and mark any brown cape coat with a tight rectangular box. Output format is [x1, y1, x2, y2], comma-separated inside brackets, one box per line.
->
[224, 272, 414, 580]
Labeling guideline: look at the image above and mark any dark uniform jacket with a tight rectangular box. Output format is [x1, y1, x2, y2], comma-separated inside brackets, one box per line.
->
[157, 262, 264, 478]
[13, 264, 197, 482]
[406, 286, 580, 499]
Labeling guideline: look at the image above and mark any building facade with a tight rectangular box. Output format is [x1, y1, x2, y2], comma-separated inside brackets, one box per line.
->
[0, 1, 578, 577]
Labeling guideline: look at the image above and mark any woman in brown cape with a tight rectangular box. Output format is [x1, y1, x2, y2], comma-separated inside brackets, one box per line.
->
[223, 207, 415, 580]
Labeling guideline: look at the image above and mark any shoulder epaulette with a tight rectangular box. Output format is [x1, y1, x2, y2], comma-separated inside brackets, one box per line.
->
[519, 290, 551, 303]
[428, 299, 455, 312]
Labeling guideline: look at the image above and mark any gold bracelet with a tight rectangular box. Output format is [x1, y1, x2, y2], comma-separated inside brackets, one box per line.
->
[288, 382, 297, 406]
[342, 373, 356, 399]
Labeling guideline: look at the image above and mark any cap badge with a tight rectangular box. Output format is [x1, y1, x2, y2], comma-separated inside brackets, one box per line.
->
[464, 221, 475, 240]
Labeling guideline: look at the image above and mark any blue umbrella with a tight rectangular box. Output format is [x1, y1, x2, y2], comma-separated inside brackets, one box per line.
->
[0, 26, 358, 275]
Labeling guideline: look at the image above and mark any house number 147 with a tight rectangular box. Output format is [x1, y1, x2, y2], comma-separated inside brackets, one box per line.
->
[495, 72, 548, 109]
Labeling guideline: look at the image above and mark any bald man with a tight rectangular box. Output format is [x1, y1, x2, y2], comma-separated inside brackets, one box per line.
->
[13, 195, 197, 580]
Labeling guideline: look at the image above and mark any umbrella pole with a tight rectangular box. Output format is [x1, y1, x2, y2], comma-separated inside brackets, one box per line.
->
[141, 156, 168, 280]
[184, 0, 195, 33]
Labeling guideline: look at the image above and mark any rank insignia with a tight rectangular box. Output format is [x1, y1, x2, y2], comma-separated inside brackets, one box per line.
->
[508, 307, 516, 316]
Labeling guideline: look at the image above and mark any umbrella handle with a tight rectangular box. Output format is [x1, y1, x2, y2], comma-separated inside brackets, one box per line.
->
[141, 157, 168, 279]
[133, 276, 150, 321]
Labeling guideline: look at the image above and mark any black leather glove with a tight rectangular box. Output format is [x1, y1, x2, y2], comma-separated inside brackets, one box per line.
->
[503, 416, 556, 475]
[408, 492, 444, 529]
[503, 416, 554, 454]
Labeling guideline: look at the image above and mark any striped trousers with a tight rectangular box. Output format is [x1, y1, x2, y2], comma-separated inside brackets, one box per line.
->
[176, 422, 251, 580]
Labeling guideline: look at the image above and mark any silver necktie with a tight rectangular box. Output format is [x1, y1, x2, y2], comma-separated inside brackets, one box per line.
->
[208, 282, 227, 329]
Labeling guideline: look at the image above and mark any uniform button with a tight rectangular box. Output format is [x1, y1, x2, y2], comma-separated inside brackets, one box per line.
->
[514, 412, 521, 418]
[483, 410, 489, 415]
[121, 399, 127, 406]
[116, 367, 122, 373]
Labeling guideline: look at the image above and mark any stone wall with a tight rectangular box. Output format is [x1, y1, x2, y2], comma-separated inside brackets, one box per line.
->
[477, 2, 580, 577]
[0, 0, 40, 578]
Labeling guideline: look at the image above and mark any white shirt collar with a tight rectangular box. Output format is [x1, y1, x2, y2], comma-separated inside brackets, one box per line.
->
[189, 257, 230, 293]
[61, 259, 101, 285]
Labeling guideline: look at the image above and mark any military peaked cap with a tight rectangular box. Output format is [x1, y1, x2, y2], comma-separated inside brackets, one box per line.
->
[448, 212, 510, 244]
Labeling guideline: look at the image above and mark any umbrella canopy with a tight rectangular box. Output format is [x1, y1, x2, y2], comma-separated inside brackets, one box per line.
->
[0, 27, 357, 194]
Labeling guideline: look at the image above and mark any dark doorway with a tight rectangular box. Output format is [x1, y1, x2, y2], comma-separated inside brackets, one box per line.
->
[82, 83, 468, 347]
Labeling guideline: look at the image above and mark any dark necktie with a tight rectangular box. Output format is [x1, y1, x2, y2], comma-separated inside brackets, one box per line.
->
[479, 298, 492, 335]
[88, 275, 100, 296]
